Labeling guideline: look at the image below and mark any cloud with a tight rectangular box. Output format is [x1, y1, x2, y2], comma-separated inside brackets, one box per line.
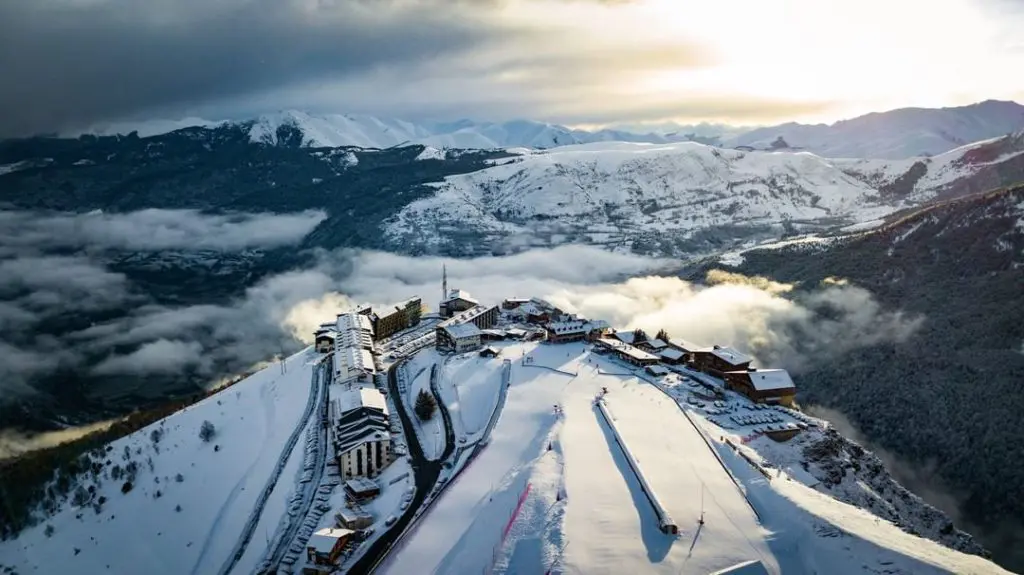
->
[0, 0, 525, 136]
[92, 339, 206, 376]
[2, 243, 921, 479]
[0, 209, 327, 253]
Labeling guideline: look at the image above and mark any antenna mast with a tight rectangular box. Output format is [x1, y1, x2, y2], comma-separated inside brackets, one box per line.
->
[442, 263, 448, 300]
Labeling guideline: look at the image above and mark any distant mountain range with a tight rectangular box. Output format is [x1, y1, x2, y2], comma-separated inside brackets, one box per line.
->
[70, 100, 1024, 159]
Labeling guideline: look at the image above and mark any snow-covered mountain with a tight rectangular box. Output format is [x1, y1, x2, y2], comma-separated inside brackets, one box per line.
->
[68, 100, 1024, 159]
[383, 133, 1024, 256]
[726, 100, 1024, 159]
[0, 339, 1011, 575]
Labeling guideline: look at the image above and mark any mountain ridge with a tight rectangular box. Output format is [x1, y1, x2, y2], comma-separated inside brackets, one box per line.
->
[63, 100, 1024, 159]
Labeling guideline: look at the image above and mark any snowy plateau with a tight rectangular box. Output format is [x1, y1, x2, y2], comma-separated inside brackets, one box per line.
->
[0, 321, 1011, 575]
[382, 135, 1024, 256]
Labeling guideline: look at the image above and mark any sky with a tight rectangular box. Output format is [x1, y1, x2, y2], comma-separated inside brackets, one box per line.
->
[1, 0, 1023, 136]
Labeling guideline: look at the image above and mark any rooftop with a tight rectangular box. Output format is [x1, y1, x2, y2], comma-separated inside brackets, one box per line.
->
[729, 368, 796, 392]
[659, 348, 686, 361]
[336, 311, 374, 335]
[443, 322, 482, 339]
[668, 338, 703, 352]
[698, 345, 753, 366]
[345, 477, 379, 494]
[337, 386, 388, 415]
[595, 337, 660, 362]
[333, 346, 376, 381]
[444, 288, 478, 304]
[308, 528, 354, 553]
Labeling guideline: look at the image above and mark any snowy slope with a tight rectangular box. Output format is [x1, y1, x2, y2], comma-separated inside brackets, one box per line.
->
[0, 348, 321, 575]
[383, 136, 1024, 256]
[726, 100, 1024, 159]
[386, 341, 1007, 575]
[383, 142, 900, 255]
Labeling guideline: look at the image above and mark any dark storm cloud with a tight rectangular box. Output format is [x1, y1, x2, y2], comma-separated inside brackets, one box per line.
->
[0, 0, 518, 137]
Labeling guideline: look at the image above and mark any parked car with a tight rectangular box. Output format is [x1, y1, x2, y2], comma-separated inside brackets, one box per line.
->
[385, 516, 397, 526]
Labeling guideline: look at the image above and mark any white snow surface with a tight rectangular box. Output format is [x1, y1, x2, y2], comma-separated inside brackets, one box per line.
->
[726, 100, 1024, 159]
[382, 341, 1007, 575]
[384, 141, 902, 252]
[402, 349, 446, 461]
[0, 348, 321, 575]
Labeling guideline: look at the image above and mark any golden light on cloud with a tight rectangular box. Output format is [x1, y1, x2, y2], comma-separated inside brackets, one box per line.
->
[486, 0, 1024, 125]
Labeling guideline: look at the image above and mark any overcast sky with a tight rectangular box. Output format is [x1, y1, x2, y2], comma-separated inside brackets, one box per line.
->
[1, 0, 1023, 137]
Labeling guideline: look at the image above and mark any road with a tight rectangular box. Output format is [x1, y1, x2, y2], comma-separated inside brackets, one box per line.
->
[257, 360, 330, 573]
[347, 359, 456, 575]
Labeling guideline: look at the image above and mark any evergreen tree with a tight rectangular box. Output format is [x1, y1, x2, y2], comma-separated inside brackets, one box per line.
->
[414, 389, 437, 421]
[632, 328, 647, 343]
[656, 329, 670, 342]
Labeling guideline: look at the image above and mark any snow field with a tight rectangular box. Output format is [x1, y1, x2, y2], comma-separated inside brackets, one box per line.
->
[379, 345, 567, 575]
[401, 350, 446, 460]
[439, 352, 507, 438]
[0, 348, 318, 575]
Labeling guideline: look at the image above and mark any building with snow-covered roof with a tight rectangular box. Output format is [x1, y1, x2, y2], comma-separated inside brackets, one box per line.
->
[305, 527, 354, 570]
[435, 304, 499, 353]
[369, 297, 423, 340]
[333, 346, 377, 385]
[344, 477, 381, 500]
[544, 319, 610, 343]
[724, 368, 796, 407]
[639, 338, 669, 352]
[594, 337, 660, 366]
[440, 288, 479, 318]
[659, 347, 687, 365]
[436, 321, 482, 354]
[314, 329, 336, 353]
[336, 311, 374, 336]
[330, 385, 393, 478]
[692, 345, 753, 375]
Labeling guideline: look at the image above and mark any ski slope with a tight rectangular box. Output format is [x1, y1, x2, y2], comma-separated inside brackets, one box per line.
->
[384, 341, 1009, 575]
[0, 348, 320, 575]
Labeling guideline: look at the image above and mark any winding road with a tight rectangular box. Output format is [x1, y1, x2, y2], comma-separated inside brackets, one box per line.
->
[347, 359, 456, 575]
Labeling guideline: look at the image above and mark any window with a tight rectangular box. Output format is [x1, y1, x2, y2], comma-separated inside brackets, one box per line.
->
[375, 440, 383, 470]
[356, 448, 363, 475]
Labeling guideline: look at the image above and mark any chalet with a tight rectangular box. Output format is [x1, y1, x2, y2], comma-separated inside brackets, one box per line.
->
[304, 528, 354, 572]
[331, 387, 392, 478]
[501, 297, 531, 310]
[479, 346, 500, 358]
[594, 337, 660, 367]
[658, 348, 686, 365]
[505, 328, 527, 340]
[636, 338, 669, 353]
[436, 322, 482, 354]
[344, 477, 381, 501]
[645, 365, 670, 377]
[336, 506, 373, 530]
[691, 345, 753, 375]
[314, 329, 336, 353]
[440, 288, 479, 318]
[724, 368, 796, 407]
[544, 319, 610, 344]
[370, 297, 423, 341]
[480, 328, 508, 341]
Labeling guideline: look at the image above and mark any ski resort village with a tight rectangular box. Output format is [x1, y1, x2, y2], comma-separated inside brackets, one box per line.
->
[0, 271, 1010, 575]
